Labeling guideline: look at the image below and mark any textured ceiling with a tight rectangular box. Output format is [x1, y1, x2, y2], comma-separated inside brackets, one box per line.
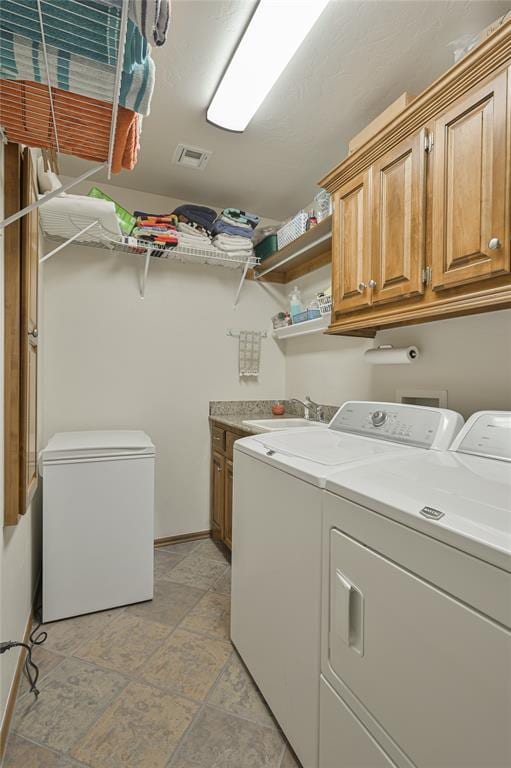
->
[61, 0, 510, 220]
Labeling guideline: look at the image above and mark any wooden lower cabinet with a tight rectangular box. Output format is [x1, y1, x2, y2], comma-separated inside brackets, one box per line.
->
[210, 423, 247, 550]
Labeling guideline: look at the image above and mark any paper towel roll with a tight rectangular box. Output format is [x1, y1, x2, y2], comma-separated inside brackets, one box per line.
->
[364, 345, 419, 364]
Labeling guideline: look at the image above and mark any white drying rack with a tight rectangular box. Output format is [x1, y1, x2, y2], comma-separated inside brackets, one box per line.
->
[40, 211, 260, 302]
[0, 0, 129, 229]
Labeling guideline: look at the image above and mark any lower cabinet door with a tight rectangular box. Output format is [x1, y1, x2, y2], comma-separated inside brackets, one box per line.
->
[224, 459, 233, 550]
[319, 677, 397, 768]
[210, 450, 225, 540]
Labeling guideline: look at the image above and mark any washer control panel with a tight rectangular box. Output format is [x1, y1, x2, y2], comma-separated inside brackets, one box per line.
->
[329, 402, 463, 450]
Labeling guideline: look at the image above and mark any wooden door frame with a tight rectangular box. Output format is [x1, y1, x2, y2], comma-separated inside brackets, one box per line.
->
[4, 143, 22, 526]
[4, 145, 39, 525]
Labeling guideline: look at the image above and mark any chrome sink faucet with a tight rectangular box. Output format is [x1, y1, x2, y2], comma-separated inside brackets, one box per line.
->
[290, 396, 325, 422]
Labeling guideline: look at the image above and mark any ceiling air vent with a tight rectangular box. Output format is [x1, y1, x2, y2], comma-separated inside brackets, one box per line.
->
[173, 143, 212, 170]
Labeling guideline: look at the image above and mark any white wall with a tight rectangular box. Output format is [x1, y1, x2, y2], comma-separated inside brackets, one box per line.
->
[284, 266, 511, 419]
[0, 145, 41, 730]
[41, 182, 285, 539]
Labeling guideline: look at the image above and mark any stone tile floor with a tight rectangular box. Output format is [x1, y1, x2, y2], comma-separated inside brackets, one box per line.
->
[4, 538, 302, 768]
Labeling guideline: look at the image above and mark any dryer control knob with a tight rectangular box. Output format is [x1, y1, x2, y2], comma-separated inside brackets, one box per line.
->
[372, 410, 387, 427]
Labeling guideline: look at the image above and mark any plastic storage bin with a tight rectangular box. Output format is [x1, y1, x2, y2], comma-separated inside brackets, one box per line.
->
[277, 211, 309, 249]
[256, 234, 278, 260]
[293, 308, 321, 323]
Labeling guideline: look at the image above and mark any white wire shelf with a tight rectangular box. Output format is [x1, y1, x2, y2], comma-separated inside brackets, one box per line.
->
[40, 209, 259, 301]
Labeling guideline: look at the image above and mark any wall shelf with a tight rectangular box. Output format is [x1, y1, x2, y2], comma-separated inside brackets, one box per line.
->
[39, 209, 258, 301]
[253, 215, 332, 284]
[272, 314, 330, 339]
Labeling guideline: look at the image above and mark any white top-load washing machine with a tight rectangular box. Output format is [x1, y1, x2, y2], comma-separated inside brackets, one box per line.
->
[231, 401, 464, 768]
[320, 411, 511, 768]
[40, 430, 155, 623]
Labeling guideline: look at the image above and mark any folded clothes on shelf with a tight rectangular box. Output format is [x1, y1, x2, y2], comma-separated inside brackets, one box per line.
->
[212, 234, 254, 252]
[173, 204, 217, 232]
[0, 79, 139, 172]
[211, 218, 255, 239]
[222, 208, 260, 228]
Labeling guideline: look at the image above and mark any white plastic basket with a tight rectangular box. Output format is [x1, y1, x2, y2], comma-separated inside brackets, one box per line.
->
[277, 211, 308, 250]
[317, 294, 332, 315]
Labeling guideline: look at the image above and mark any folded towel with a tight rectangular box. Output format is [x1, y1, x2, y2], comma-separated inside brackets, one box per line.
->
[0, 79, 139, 172]
[213, 240, 253, 254]
[220, 214, 253, 230]
[222, 208, 260, 228]
[173, 204, 217, 231]
[177, 222, 211, 240]
[213, 233, 253, 245]
[0, 30, 155, 115]
[212, 219, 254, 239]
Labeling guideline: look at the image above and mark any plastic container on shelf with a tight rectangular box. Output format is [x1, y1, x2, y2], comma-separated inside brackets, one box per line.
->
[255, 234, 278, 260]
[289, 286, 304, 321]
[313, 189, 332, 222]
[88, 187, 136, 235]
[277, 211, 309, 250]
[292, 308, 321, 324]
[317, 293, 332, 315]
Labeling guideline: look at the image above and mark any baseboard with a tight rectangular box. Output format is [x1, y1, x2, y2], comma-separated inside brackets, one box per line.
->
[0, 607, 33, 761]
[154, 530, 211, 548]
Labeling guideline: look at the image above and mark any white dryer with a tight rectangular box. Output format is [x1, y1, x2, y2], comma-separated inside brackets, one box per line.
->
[321, 411, 511, 768]
[231, 401, 463, 768]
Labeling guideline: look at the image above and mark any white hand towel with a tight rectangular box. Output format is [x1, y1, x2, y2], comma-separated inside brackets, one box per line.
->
[239, 331, 261, 377]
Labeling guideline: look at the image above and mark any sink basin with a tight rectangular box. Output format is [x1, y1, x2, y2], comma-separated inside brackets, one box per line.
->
[242, 418, 328, 434]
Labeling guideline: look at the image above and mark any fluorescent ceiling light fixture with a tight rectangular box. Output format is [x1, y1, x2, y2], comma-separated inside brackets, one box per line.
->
[207, 0, 330, 132]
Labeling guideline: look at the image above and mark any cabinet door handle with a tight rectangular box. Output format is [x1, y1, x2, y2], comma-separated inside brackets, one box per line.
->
[358, 282, 367, 293]
[488, 238, 501, 250]
[368, 279, 377, 289]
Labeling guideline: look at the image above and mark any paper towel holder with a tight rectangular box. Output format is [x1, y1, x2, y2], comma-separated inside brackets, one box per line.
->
[375, 344, 417, 359]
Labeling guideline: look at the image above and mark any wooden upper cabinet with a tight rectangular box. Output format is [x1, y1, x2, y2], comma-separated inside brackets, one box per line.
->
[431, 70, 510, 290]
[371, 130, 427, 305]
[332, 170, 372, 315]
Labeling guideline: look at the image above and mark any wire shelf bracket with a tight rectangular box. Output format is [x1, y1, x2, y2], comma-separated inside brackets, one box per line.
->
[1, 162, 106, 231]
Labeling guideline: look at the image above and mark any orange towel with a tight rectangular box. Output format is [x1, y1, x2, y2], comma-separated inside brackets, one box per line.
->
[0, 80, 138, 173]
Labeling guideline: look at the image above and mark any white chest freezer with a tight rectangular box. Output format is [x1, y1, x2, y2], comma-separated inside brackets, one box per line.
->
[40, 430, 155, 622]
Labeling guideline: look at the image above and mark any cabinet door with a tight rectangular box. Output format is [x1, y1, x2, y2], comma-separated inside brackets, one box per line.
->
[332, 170, 372, 314]
[371, 131, 427, 305]
[432, 70, 509, 289]
[224, 460, 233, 550]
[210, 450, 225, 541]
